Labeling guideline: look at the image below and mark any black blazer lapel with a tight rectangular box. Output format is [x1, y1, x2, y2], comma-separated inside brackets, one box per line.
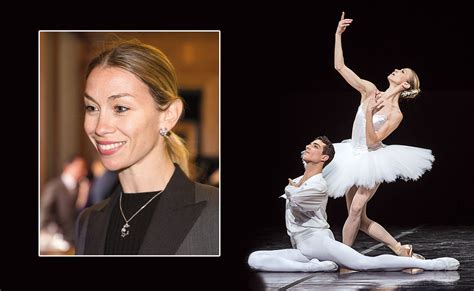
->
[139, 166, 207, 255]
[84, 189, 120, 254]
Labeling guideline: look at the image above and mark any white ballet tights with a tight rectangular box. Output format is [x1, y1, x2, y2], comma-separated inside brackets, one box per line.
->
[248, 230, 458, 272]
[248, 249, 338, 272]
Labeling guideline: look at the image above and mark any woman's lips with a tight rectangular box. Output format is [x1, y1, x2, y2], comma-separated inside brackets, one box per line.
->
[96, 141, 126, 156]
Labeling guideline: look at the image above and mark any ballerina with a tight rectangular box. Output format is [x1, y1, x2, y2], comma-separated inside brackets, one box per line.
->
[327, 11, 434, 258]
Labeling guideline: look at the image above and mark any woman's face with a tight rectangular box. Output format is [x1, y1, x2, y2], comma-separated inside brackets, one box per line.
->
[388, 68, 413, 85]
[84, 67, 163, 171]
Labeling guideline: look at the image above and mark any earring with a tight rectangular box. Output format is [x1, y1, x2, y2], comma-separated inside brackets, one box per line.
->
[160, 128, 169, 137]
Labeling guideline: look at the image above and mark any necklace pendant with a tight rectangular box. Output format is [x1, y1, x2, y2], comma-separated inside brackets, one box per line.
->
[121, 223, 130, 238]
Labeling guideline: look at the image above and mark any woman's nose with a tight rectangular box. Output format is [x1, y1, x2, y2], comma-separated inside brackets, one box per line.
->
[95, 115, 115, 136]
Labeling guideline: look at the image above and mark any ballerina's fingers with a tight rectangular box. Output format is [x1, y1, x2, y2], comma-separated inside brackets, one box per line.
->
[339, 19, 353, 26]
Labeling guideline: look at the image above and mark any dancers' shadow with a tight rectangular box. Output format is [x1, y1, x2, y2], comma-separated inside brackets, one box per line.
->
[257, 270, 460, 289]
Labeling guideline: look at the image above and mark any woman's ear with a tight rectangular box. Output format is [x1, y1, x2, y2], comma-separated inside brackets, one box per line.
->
[402, 82, 411, 89]
[161, 99, 183, 130]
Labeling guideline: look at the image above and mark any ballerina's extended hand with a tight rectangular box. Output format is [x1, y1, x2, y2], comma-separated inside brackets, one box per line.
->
[336, 11, 353, 35]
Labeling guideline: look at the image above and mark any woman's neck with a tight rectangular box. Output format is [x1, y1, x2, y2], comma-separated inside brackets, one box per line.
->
[118, 151, 176, 193]
[379, 86, 401, 105]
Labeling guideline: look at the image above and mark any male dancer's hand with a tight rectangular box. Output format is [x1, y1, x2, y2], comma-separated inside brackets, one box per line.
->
[288, 178, 296, 186]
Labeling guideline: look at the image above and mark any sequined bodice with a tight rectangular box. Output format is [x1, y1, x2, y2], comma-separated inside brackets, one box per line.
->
[351, 105, 386, 152]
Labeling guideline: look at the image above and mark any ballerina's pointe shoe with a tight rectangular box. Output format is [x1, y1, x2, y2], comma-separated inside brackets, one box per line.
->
[412, 252, 425, 260]
[388, 242, 413, 257]
[388, 243, 424, 274]
[403, 251, 427, 274]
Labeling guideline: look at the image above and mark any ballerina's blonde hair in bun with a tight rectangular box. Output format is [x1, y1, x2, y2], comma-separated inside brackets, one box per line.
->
[400, 68, 421, 99]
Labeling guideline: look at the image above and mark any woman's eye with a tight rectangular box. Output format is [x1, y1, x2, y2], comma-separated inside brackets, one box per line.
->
[115, 106, 129, 113]
[85, 105, 97, 112]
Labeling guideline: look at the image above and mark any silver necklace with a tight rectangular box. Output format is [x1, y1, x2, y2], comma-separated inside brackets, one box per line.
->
[119, 190, 162, 238]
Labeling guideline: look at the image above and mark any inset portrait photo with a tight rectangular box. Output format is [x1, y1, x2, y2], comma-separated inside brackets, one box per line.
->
[39, 31, 220, 256]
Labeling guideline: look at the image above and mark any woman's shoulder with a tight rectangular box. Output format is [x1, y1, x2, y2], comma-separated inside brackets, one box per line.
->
[194, 182, 219, 203]
[193, 183, 219, 221]
[78, 197, 112, 220]
[90, 197, 112, 211]
[387, 107, 403, 122]
[76, 197, 112, 239]
[360, 81, 379, 100]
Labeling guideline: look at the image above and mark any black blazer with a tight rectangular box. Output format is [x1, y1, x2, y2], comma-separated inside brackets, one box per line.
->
[75, 166, 219, 255]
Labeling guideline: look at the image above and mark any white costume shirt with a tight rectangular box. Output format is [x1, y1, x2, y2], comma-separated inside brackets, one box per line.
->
[280, 173, 330, 246]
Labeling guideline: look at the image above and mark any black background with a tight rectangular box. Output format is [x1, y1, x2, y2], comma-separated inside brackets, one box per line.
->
[223, 3, 474, 289]
[2, 2, 473, 290]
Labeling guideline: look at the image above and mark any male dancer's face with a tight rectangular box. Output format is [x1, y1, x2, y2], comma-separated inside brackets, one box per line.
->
[302, 139, 327, 165]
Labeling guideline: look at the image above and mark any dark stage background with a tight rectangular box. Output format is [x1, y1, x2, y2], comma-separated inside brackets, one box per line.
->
[221, 3, 474, 288]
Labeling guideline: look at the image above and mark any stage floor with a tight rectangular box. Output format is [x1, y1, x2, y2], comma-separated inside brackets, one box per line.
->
[248, 225, 474, 290]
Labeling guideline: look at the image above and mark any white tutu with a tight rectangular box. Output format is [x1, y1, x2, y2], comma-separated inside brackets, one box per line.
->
[319, 103, 434, 198]
[322, 140, 434, 198]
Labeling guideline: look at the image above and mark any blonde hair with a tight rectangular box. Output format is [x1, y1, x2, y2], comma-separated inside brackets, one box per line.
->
[86, 39, 190, 176]
[400, 68, 421, 99]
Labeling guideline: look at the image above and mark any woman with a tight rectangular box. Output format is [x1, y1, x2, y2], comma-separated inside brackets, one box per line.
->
[326, 12, 434, 257]
[248, 137, 458, 272]
[75, 40, 219, 255]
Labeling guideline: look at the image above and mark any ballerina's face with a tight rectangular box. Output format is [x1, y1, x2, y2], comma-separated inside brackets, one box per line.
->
[83, 66, 164, 171]
[388, 68, 414, 85]
[302, 139, 328, 164]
